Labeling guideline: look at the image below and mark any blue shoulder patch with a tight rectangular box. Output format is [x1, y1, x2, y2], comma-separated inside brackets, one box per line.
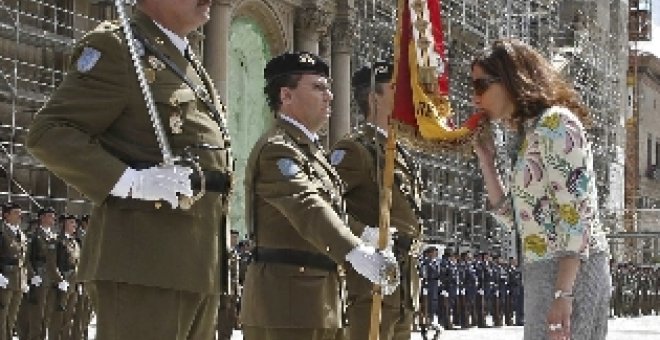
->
[330, 149, 347, 166]
[276, 158, 301, 177]
[76, 47, 102, 73]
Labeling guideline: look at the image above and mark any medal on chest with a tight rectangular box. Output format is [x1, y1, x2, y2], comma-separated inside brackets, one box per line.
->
[169, 111, 183, 134]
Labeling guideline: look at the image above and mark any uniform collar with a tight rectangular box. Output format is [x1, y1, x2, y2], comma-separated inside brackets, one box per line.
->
[5, 223, 18, 234]
[366, 122, 388, 138]
[153, 20, 188, 56]
[40, 226, 54, 236]
[279, 114, 319, 143]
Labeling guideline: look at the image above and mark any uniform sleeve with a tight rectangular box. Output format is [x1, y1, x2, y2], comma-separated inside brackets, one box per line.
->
[331, 139, 372, 193]
[537, 109, 593, 259]
[255, 142, 361, 263]
[331, 139, 373, 236]
[26, 30, 130, 205]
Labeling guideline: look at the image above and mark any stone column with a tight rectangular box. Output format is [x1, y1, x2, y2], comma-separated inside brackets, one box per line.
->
[203, 0, 231, 101]
[329, 1, 354, 145]
[294, 0, 335, 54]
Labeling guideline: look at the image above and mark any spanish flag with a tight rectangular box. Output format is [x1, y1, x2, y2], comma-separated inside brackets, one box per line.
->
[392, 0, 485, 149]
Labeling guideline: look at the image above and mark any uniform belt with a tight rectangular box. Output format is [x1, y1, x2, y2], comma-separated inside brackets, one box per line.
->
[128, 162, 230, 194]
[253, 247, 337, 272]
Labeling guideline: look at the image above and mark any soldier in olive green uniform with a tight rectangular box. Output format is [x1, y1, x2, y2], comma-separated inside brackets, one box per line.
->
[26, 207, 62, 340]
[48, 214, 81, 340]
[240, 52, 398, 340]
[26, 1, 233, 339]
[0, 203, 28, 339]
[72, 215, 91, 340]
[331, 62, 422, 340]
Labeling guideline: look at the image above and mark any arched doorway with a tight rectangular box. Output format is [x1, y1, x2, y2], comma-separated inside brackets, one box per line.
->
[227, 18, 273, 238]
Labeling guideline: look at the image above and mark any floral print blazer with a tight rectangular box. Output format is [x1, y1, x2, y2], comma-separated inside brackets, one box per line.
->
[491, 106, 609, 264]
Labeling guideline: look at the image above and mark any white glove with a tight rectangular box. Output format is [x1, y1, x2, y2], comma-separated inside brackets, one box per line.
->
[30, 276, 42, 287]
[359, 227, 395, 250]
[21, 283, 29, 293]
[0, 274, 7, 289]
[57, 281, 69, 292]
[130, 165, 193, 209]
[345, 244, 400, 295]
[478, 289, 484, 296]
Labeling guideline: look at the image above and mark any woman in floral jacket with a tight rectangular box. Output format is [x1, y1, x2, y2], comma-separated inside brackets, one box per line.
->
[472, 39, 610, 340]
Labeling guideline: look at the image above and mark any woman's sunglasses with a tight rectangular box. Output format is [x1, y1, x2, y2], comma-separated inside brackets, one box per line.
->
[472, 76, 500, 95]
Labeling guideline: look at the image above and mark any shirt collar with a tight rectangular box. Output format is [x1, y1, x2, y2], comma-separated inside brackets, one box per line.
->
[153, 20, 189, 56]
[40, 226, 53, 235]
[7, 224, 18, 234]
[366, 122, 388, 138]
[280, 114, 319, 143]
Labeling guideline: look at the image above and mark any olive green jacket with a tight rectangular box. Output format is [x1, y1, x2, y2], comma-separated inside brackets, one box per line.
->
[240, 117, 361, 328]
[26, 11, 232, 294]
[0, 223, 27, 292]
[332, 124, 422, 310]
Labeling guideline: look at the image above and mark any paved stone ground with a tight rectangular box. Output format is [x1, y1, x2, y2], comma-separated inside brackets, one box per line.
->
[225, 315, 660, 340]
[23, 314, 655, 339]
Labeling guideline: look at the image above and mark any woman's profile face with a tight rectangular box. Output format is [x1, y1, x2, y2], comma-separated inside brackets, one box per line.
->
[471, 64, 515, 123]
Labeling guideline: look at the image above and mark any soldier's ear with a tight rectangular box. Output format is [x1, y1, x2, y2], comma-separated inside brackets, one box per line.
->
[280, 87, 293, 106]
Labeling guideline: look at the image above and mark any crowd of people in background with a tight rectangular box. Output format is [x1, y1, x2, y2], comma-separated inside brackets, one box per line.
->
[610, 261, 660, 318]
[417, 247, 524, 330]
[0, 203, 91, 339]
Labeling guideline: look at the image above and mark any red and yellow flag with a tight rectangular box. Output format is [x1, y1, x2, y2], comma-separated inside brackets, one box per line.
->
[392, 0, 486, 148]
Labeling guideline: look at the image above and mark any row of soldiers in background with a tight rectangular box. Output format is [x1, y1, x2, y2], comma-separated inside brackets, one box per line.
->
[418, 246, 524, 330]
[0, 203, 91, 339]
[610, 260, 660, 318]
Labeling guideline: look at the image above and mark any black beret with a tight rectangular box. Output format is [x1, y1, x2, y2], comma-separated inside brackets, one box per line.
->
[38, 206, 56, 216]
[2, 202, 21, 215]
[81, 214, 90, 222]
[63, 214, 77, 220]
[230, 229, 239, 235]
[352, 61, 394, 88]
[264, 52, 329, 84]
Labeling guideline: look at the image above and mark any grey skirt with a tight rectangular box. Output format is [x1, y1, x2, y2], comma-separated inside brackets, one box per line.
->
[522, 251, 611, 340]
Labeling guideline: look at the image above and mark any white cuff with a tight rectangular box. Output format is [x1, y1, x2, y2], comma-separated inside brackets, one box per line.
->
[110, 168, 137, 198]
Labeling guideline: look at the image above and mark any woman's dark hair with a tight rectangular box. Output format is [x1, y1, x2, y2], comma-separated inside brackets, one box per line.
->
[471, 38, 589, 129]
[264, 74, 303, 112]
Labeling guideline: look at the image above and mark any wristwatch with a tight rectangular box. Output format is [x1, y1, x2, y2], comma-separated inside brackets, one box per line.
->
[554, 289, 574, 300]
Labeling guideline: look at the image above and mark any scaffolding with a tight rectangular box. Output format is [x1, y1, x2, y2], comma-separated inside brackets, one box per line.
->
[0, 1, 628, 250]
[0, 0, 115, 215]
[353, 0, 628, 255]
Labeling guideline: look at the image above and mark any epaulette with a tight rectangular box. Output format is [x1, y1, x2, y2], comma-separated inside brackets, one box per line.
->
[93, 20, 122, 33]
[264, 127, 303, 155]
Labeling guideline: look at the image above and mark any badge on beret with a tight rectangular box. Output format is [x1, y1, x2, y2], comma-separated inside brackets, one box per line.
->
[330, 149, 347, 166]
[299, 53, 315, 65]
[277, 158, 301, 177]
[76, 47, 101, 73]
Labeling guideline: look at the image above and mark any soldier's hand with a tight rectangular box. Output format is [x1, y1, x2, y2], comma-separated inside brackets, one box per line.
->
[21, 283, 29, 293]
[360, 226, 395, 251]
[0, 274, 8, 289]
[57, 281, 69, 292]
[130, 165, 193, 209]
[345, 244, 400, 295]
[30, 275, 42, 287]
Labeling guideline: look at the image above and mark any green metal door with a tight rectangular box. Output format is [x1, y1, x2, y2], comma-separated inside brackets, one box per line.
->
[227, 18, 273, 238]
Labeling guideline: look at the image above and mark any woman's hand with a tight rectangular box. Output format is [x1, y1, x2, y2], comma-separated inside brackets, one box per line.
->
[546, 297, 573, 340]
[472, 129, 497, 166]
